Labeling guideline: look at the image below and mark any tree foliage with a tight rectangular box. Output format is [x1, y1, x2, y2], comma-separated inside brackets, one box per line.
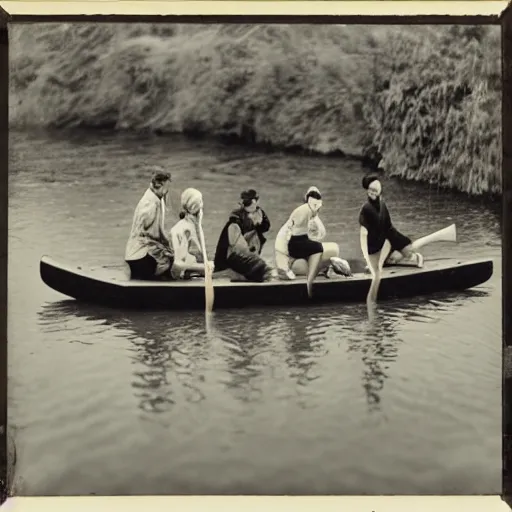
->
[362, 25, 501, 196]
[9, 23, 501, 196]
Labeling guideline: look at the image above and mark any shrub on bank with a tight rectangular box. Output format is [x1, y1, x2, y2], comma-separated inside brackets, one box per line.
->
[362, 26, 501, 196]
[9, 23, 501, 196]
[9, 23, 383, 156]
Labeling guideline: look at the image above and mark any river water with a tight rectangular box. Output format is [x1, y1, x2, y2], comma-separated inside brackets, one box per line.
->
[8, 129, 502, 495]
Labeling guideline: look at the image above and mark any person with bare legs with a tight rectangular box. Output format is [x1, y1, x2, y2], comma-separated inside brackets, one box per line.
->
[278, 187, 350, 298]
[359, 175, 423, 302]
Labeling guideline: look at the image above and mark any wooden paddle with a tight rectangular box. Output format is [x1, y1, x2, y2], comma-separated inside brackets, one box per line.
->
[197, 209, 214, 315]
[160, 195, 168, 236]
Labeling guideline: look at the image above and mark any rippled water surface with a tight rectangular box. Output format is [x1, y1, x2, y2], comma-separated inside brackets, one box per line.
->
[8, 130, 502, 495]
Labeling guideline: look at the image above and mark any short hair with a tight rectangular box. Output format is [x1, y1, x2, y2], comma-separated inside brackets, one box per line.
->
[362, 174, 380, 190]
[146, 165, 171, 188]
[305, 186, 322, 202]
[240, 189, 259, 206]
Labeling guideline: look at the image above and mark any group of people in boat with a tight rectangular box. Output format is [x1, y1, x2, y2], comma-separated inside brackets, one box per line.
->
[124, 166, 424, 297]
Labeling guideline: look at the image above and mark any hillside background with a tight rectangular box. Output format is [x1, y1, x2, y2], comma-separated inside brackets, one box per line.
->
[9, 23, 502, 196]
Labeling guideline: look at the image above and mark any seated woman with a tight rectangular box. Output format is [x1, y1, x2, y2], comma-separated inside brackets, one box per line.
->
[169, 188, 214, 280]
[213, 189, 274, 282]
[359, 174, 423, 300]
[275, 187, 350, 298]
[125, 168, 174, 280]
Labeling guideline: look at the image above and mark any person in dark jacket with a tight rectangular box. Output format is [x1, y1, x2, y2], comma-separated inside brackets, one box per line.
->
[214, 189, 274, 282]
[359, 174, 423, 300]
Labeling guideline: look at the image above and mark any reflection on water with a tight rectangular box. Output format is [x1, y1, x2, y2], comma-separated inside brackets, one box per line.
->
[353, 290, 490, 412]
[347, 314, 401, 412]
[37, 286, 491, 419]
[9, 130, 502, 495]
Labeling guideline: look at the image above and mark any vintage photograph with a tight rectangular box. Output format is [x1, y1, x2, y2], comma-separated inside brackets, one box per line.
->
[7, 21, 502, 495]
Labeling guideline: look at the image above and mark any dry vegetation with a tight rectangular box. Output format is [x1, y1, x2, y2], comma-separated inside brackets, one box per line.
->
[362, 25, 501, 196]
[9, 23, 501, 196]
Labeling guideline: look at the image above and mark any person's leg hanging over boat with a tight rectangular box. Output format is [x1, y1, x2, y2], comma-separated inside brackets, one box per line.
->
[288, 234, 324, 297]
[366, 239, 392, 303]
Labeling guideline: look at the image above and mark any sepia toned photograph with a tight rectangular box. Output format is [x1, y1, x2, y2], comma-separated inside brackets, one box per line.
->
[7, 20, 502, 496]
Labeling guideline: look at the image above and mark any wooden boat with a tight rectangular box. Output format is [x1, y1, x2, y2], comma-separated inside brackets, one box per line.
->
[40, 255, 493, 311]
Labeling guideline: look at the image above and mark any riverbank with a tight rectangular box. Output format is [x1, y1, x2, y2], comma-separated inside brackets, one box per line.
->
[9, 23, 501, 196]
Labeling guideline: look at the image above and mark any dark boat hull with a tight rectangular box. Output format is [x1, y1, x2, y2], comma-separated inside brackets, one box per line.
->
[39, 256, 494, 311]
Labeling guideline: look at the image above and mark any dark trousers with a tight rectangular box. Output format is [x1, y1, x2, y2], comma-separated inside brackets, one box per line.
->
[127, 254, 157, 280]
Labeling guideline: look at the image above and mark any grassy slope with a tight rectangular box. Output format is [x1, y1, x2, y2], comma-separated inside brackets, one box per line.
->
[9, 23, 501, 196]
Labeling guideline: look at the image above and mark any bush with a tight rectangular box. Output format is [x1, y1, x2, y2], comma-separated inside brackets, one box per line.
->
[362, 25, 501, 196]
[9, 23, 502, 196]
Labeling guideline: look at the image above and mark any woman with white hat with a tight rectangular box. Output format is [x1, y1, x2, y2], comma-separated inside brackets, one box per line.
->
[168, 187, 214, 279]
